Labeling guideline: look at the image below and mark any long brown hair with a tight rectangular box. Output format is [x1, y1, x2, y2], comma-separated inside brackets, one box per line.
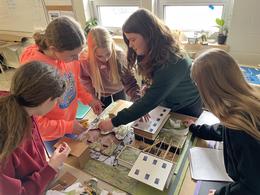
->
[191, 49, 260, 139]
[33, 16, 86, 52]
[122, 8, 183, 80]
[0, 61, 66, 162]
[87, 26, 120, 99]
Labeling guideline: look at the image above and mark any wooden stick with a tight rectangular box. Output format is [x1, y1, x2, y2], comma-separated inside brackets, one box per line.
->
[162, 138, 173, 159]
[142, 139, 161, 153]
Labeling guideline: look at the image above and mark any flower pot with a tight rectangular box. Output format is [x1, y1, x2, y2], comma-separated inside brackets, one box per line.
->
[217, 34, 227, 45]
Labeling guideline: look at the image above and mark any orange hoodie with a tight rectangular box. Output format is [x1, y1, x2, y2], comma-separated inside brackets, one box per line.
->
[20, 45, 93, 141]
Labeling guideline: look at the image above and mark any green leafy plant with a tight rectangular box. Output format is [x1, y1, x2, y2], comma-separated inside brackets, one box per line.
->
[215, 18, 228, 44]
[84, 18, 98, 36]
[215, 18, 227, 35]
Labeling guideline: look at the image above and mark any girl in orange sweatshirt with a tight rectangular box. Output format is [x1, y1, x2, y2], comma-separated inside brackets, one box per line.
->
[20, 17, 102, 153]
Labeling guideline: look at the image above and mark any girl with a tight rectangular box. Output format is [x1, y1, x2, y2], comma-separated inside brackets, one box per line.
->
[189, 49, 260, 195]
[99, 9, 202, 131]
[20, 17, 102, 153]
[0, 61, 71, 195]
[80, 26, 140, 108]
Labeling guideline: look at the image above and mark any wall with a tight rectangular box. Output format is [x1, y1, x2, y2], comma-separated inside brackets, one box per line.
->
[227, 0, 260, 65]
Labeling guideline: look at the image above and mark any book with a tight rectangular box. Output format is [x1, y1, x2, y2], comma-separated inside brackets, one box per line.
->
[189, 147, 233, 182]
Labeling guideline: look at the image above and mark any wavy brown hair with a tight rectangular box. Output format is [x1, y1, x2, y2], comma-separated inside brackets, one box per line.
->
[0, 61, 66, 162]
[122, 8, 183, 80]
[33, 16, 86, 52]
[191, 49, 260, 139]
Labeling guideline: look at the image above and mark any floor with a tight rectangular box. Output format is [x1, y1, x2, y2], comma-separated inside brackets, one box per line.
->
[0, 67, 16, 91]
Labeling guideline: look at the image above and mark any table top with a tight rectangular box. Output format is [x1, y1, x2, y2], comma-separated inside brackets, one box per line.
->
[54, 108, 212, 195]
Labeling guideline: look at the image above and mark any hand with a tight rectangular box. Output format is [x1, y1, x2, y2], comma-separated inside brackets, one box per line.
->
[72, 120, 86, 135]
[140, 84, 148, 96]
[208, 189, 216, 195]
[140, 113, 151, 122]
[48, 142, 71, 171]
[183, 119, 195, 127]
[89, 99, 103, 115]
[98, 119, 114, 132]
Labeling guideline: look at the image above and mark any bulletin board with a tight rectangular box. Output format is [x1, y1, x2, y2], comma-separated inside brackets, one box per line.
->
[0, 0, 48, 34]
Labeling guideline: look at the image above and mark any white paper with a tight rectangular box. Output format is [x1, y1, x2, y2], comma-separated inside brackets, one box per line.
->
[189, 147, 233, 182]
[195, 111, 220, 126]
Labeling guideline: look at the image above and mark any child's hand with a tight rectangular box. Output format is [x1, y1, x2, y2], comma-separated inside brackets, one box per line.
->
[89, 99, 103, 115]
[98, 119, 114, 132]
[48, 142, 71, 171]
[183, 119, 195, 127]
[73, 120, 85, 134]
[208, 189, 216, 195]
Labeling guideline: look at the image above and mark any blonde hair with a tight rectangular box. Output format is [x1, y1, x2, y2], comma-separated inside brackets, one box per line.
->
[191, 48, 260, 140]
[87, 26, 120, 99]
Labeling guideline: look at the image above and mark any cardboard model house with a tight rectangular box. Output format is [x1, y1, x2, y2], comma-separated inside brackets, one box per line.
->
[131, 106, 171, 140]
[54, 137, 89, 169]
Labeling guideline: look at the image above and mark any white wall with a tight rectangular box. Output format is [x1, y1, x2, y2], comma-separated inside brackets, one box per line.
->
[227, 0, 260, 65]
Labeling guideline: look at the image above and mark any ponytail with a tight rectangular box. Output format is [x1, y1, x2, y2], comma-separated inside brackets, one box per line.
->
[33, 32, 48, 51]
[0, 95, 31, 163]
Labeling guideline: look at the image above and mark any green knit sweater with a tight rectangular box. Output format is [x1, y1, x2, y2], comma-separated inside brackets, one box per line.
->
[112, 56, 200, 127]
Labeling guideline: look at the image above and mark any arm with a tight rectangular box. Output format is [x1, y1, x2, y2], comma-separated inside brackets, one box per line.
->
[189, 123, 223, 141]
[79, 60, 96, 96]
[0, 159, 56, 195]
[117, 50, 141, 101]
[112, 58, 188, 127]
[215, 131, 260, 195]
[35, 116, 74, 140]
[75, 61, 94, 105]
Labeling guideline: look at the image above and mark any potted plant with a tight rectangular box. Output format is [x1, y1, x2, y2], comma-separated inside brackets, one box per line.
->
[215, 18, 228, 44]
[84, 18, 98, 36]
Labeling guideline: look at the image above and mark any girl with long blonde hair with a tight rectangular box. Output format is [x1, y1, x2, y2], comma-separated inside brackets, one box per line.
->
[189, 48, 260, 195]
[80, 26, 140, 108]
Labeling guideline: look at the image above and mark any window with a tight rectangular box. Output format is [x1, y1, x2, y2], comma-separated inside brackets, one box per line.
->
[98, 6, 139, 27]
[89, 0, 140, 32]
[157, 0, 233, 33]
[164, 5, 223, 32]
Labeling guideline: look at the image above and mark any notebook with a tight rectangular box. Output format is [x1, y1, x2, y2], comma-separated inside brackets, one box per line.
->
[76, 101, 91, 120]
[189, 147, 233, 182]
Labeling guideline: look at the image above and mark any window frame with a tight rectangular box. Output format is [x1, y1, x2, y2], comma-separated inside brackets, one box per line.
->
[156, 0, 233, 32]
[89, 0, 141, 33]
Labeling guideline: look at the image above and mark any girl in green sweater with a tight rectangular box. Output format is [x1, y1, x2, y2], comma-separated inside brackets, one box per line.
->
[99, 8, 202, 131]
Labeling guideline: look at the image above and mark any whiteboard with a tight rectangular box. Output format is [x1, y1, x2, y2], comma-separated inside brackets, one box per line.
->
[0, 0, 48, 33]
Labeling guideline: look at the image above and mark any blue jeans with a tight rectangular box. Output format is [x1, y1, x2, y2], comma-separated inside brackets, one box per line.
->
[44, 133, 78, 155]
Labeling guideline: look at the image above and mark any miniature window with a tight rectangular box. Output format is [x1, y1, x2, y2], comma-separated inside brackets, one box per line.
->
[154, 178, 160, 184]
[152, 159, 158, 165]
[134, 169, 140, 175]
[144, 173, 150, 180]
[162, 163, 167, 169]
[157, 118, 160, 121]
[143, 155, 148, 161]
[149, 128, 154, 132]
[153, 123, 157, 127]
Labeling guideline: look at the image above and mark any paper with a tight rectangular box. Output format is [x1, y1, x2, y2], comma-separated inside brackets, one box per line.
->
[189, 147, 233, 182]
[195, 111, 220, 126]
